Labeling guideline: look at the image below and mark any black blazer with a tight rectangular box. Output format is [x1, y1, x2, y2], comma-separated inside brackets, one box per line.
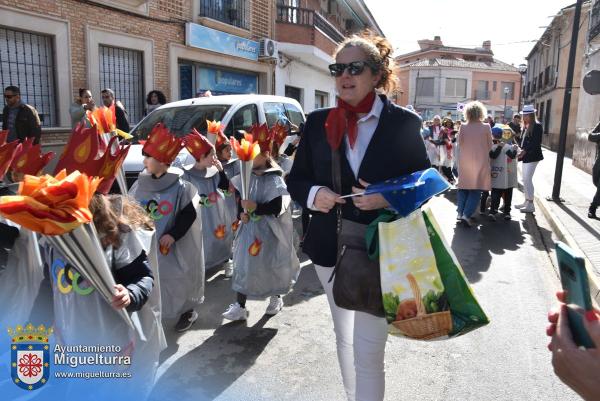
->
[521, 122, 544, 163]
[287, 95, 430, 267]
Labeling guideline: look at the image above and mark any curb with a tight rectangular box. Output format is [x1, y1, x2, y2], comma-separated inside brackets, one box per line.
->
[534, 195, 600, 306]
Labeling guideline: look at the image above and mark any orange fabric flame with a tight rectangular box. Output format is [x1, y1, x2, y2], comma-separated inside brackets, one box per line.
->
[247, 123, 273, 153]
[214, 224, 226, 239]
[0, 170, 101, 235]
[248, 237, 262, 256]
[0, 139, 19, 180]
[270, 122, 288, 147]
[87, 105, 116, 134]
[11, 138, 55, 176]
[230, 135, 260, 162]
[206, 120, 223, 135]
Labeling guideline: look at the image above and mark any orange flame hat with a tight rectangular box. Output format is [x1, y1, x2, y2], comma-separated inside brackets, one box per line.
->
[270, 122, 288, 147]
[246, 123, 273, 153]
[215, 130, 230, 151]
[142, 123, 184, 165]
[0, 139, 19, 180]
[183, 128, 213, 161]
[53, 124, 130, 194]
[11, 138, 55, 177]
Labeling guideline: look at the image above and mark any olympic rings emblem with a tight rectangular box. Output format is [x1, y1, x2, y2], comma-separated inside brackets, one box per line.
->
[51, 258, 95, 296]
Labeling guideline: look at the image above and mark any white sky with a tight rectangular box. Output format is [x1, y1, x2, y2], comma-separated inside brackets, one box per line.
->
[364, 0, 580, 66]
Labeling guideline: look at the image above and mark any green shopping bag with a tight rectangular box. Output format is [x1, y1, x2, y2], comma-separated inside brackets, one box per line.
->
[378, 207, 489, 340]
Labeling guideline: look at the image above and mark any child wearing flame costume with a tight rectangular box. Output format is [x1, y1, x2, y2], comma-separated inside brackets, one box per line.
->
[129, 123, 205, 332]
[222, 124, 300, 321]
[182, 128, 235, 274]
[0, 130, 51, 328]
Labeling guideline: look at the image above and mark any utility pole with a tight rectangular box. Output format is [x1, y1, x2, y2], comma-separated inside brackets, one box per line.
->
[552, 0, 583, 201]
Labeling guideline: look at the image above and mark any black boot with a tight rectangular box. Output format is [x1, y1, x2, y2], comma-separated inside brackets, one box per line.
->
[589, 206, 598, 219]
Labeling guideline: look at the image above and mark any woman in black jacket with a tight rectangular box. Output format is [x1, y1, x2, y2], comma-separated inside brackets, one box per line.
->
[287, 32, 429, 401]
[588, 121, 600, 219]
[516, 105, 544, 214]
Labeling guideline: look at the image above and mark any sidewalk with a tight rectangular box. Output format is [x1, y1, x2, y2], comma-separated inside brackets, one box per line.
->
[527, 148, 600, 299]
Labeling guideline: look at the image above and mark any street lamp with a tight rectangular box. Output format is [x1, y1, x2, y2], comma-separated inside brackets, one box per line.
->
[518, 64, 527, 113]
[503, 87, 510, 122]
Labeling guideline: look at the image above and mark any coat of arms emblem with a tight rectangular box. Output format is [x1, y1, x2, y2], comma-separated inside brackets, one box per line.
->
[8, 323, 53, 391]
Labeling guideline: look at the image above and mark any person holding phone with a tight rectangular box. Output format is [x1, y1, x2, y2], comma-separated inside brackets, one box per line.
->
[547, 291, 600, 400]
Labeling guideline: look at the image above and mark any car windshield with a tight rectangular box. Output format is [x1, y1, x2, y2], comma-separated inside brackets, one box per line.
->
[130, 104, 231, 142]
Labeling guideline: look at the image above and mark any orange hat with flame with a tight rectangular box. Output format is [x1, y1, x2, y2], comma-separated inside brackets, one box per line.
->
[11, 138, 55, 177]
[53, 124, 130, 194]
[183, 129, 213, 161]
[215, 130, 230, 151]
[247, 123, 273, 153]
[142, 123, 184, 165]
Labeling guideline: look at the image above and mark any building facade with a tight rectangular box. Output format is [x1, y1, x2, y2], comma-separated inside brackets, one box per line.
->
[395, 37, 521, 122]
[274, 0, 382, 113]
[523, 1, 591, 155]
[573, 0, 600, 174]
[0, 0, 275, 143]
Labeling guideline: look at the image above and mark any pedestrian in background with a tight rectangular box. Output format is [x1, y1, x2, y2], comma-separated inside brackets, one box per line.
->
[515, 105, 544, 214]
[101, 88, 130, 133]
[456, 101, 493, 227]
[2, 85, 42, 144]
[587, 120, 600, 219]
[145, 90, 166, 116]
[70, 88, 96, 128]
[509, 114, 522, 144]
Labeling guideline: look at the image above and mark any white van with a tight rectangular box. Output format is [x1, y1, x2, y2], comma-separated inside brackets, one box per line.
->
[123, 94, 305, 187]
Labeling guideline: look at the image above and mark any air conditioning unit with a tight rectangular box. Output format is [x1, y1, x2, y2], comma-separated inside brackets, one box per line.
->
[259, 38, 278, 60]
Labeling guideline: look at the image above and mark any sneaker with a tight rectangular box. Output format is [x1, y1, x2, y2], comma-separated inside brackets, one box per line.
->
[224, 260, 233, 278]
[174, 309, 198, 332]
[520, 201, 535, 213]
[265, 296, 283, 316]
[488, 212, 497, 221]
[461, 216, 473, 227]
[222, 303, 248, 321]
[514, 201, 527, 209]
[589, 207, 598, 219]
[456, 213, 462, 222]
[503, 213, 512, 221]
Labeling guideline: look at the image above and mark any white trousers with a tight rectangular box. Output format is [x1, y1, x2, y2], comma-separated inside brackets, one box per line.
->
[315, 264, 388, 401]
[522, 161, 539, 200]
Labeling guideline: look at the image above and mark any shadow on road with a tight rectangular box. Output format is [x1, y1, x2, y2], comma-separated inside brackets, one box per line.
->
[150, 319, 278, 401]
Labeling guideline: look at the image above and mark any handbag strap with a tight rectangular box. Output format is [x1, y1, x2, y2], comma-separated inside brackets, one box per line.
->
[328, 148, 343, 283]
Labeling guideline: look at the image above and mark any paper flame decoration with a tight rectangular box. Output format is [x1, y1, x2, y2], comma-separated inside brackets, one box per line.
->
[11, 137, 55, 176]
[245, 123, 272, 153]
[183, 128, 213, 161]
[87, 105, 116, 135]
[0, 170, 101, 235]
[248, 237, 262, 256]
[214, 224, 226, 239]
[270, 122, 288, 147]
[0, 139, 19, 180]
[207, 120, 223, 135]
[230, 134, 260, 161]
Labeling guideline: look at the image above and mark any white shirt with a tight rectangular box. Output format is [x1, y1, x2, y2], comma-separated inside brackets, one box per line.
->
[307, 96, 384, 210]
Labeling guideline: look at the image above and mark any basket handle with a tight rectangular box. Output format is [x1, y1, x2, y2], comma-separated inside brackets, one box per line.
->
[406, 273, 426, 316]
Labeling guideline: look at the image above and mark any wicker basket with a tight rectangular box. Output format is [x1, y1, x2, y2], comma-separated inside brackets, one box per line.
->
[391, 273, 452, 340]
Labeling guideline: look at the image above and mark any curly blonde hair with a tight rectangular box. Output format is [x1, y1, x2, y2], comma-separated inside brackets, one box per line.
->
[464, 101, 488, 123]
[334, 30, 397, 93]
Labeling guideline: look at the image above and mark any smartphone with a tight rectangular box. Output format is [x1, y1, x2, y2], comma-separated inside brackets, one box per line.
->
[556, 242, 595, 348]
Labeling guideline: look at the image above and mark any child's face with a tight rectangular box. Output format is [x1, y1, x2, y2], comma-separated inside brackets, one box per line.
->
[195, 149, 216, 170]
[218, 146, 232, 161]
[143, 155, 168, 176]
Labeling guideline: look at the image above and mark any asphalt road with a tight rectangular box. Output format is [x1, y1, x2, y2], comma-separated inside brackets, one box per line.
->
[147, 189, 580, 401]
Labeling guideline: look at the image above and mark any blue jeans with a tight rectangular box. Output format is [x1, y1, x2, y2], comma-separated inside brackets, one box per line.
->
[457, 189, 482, 218]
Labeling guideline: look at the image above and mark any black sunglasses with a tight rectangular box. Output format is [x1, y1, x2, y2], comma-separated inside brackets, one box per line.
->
[328, 61, 376, 77]
[4, 94, 16, 99]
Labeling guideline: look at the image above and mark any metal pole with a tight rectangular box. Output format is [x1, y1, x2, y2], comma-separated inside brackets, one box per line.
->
[552, 0, 583, 201]
[504, 91, 508, 122]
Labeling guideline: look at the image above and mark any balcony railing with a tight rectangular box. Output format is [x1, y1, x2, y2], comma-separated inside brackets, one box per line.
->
[199, 0, 249, 30]
[277, 5, 345, 44]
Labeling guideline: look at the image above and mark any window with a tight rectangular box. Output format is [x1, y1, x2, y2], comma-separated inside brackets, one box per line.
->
[590, 0, 600, 40]
[285, 85, 302, 106]
[99, 45, 145, 125]
[546, 100, 552, 129]
[315, 90, 328, 110]
[284, 102, 305, 126]
[415, 77, 434, 97]
[263, 102, 288, 127]
[501, 82, 515, 100]
[225, 103, 258, 139]
[445, 78, 467, 97]
[476, 80, 489, 99]
[0, 27, 57, 127]
[199, 0, 249, 30]
[492, 81, 497, 91]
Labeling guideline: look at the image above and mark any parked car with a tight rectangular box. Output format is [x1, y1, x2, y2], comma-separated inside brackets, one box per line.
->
[123, 95, 305, 187]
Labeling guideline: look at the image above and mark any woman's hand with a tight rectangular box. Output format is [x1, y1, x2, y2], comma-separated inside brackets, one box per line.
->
[547, 295, 600, 401]
[241, 199, 257, 212]
[240, 212, 250, 224]
[314, 187, 345, 213]
[111, 284, 131, 310]
[351, 179, 389, 211]
[159, 234, 175, 250]
[213, 156, 223, 172]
